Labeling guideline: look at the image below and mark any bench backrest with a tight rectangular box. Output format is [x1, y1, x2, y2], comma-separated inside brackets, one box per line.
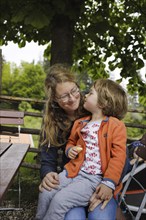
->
[0, 110, 24, 125]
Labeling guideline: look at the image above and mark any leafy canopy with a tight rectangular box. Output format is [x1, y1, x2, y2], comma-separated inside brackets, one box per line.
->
[0, 0, 146, 100]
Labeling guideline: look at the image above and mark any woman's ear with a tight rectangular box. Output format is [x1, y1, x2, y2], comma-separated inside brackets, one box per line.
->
[51, 101, 59, 109]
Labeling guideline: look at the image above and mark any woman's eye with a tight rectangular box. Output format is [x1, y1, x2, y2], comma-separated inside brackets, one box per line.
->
[61, 94, 68, 99]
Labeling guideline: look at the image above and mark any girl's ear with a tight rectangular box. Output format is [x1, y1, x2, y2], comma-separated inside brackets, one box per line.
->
[97, 103, 104, 109]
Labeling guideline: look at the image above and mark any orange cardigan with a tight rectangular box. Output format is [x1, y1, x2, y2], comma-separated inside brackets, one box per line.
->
[65, 116, 127, 196]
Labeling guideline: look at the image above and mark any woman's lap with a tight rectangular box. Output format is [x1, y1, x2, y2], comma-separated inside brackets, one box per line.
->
[65, 197, 117, 220]
[65, 206, 86, 220]
[88, 197, 117, 220]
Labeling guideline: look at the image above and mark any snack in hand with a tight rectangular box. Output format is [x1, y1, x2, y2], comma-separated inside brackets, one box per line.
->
[75, 146, 83, 153]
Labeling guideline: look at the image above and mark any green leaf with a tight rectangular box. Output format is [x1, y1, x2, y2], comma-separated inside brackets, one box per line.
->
[87, 20, 109, 36]
[24, 12, 49, 29]
[11, 10, 26, 23]
[137, 58, 144, 69]
[18, 40, 26, 48]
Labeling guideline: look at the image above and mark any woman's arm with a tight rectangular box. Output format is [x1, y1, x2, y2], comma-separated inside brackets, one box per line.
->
[40, 142, 70, 191]
[40, 144, 58, 179]
[39, 144, 60, 191]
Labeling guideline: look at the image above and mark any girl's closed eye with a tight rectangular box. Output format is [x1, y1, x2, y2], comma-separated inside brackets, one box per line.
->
[85, 90, 93, 98]
[88, 90, 93, 95]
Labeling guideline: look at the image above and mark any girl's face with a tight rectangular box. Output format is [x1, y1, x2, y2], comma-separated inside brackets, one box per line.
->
[55, 82, 80, 116]
[84, 86, 99, 113]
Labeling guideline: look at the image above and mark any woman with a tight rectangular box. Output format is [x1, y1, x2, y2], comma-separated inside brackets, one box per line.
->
[36, 64, 118, 220]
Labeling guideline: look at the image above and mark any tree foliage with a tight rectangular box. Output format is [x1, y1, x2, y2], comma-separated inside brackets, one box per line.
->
[2, 61, 46, 100]
[0, 0, 146, 100]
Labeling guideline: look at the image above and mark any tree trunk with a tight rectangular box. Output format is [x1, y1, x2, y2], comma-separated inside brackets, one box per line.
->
[50, 15, 74, 65]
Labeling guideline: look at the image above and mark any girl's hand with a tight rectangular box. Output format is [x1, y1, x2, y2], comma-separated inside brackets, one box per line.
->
[68, 145, 82, 159]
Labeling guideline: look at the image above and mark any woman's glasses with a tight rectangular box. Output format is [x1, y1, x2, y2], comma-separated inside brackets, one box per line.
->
[56, 86, 80, 103]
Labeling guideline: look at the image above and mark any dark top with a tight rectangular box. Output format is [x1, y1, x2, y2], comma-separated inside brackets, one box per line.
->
[40, 143, 70, 179]
[40, 126, 72, 179]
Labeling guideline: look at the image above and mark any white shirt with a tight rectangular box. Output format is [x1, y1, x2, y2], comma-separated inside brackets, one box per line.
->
[81, 121, 102, 175]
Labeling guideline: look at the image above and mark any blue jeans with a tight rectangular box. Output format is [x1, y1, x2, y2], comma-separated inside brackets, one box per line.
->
[65, 197, 117, 220]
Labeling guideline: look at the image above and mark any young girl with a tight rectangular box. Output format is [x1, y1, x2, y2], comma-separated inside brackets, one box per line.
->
[36, 78, 128, 220]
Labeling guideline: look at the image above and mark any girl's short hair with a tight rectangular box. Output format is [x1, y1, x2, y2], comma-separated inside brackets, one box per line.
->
[94, 79, 128, 120]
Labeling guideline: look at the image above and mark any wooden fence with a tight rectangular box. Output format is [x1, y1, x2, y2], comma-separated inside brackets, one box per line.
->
[0, 95, 146, 171]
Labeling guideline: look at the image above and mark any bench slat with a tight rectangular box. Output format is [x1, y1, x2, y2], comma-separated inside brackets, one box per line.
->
[0, 110, 24, 125]
[0, 142, 12, 156]
[0, 118, 24, 125]
[0, 110, 24, 118]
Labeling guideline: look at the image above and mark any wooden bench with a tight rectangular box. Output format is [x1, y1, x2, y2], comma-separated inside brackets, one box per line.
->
[0, 110, 29, 210]
[0, 110, 24, 125]
[0, 110, 24, 138]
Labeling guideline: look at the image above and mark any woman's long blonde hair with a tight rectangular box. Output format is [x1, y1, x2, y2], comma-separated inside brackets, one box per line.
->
[41, 63, 85, 147]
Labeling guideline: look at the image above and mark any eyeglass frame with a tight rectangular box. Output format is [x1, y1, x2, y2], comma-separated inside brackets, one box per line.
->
[55, 85, 80, 103]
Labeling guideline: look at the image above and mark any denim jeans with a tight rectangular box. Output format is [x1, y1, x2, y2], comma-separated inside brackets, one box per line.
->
[36, 170, 102, 220]
[65, 197, 117, 220]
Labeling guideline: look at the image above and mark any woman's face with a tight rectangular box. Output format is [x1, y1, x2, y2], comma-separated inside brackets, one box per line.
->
[55, 82, 80, 116]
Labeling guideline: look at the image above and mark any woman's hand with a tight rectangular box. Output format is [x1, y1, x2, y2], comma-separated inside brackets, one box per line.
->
[89, 184, 113, 211]
[39, 172, 59, 192]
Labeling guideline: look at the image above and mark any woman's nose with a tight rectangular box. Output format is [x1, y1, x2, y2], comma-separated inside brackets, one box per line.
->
[68, 93, 76, 101]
